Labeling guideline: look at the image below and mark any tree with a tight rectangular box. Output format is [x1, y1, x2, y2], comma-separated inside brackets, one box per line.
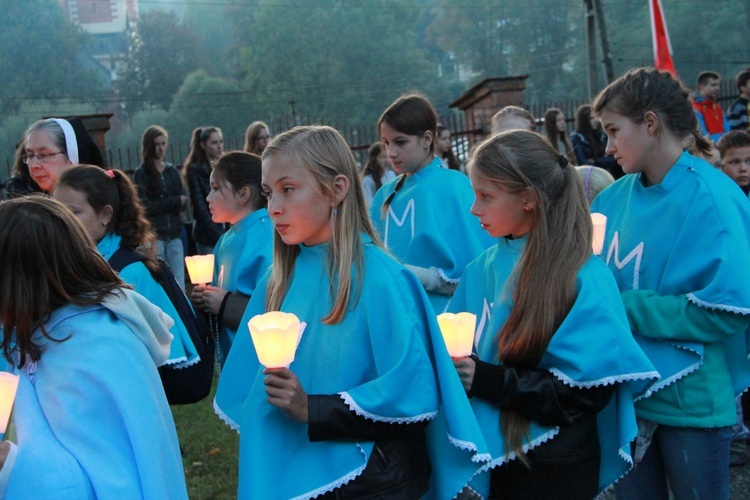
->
[231, 0, 440, 126]
[119, 9, 203, 114]
[0, 0, 104, 120]
[165, 70, 246, 144]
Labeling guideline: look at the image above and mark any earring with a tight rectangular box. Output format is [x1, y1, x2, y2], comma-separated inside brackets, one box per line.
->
[523, 205, 531, 212]
[333, 209, 339, 215]
[102, 221, 108, 226]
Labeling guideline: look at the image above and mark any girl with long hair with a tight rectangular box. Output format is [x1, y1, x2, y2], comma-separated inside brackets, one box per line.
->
[591, 67, 750, 499]
[449, 130, 656, 498]
[360, 142, 395, 207]
[54, 166, 198, 368]
[185, 126, 226, 254]
[435, 124, 461, 171]
[215, 126, 489, 499]
[0, 197, 186, 498]
[190, 152, 273, 365]
[543, 107, 575, 163]
[133, 125, 187, 290]
[370, 94, 494, 312]
[243, 121, 271, 156]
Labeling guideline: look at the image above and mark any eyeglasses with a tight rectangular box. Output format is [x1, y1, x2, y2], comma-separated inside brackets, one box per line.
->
[21, 151, 65, 164]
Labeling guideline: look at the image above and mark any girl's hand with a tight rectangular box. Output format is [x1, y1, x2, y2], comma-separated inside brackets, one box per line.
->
[452, 356, 476, 394]
[189, 284, 206, 308]
[264, 368, 309, 423]
[200, 285, 227, 315]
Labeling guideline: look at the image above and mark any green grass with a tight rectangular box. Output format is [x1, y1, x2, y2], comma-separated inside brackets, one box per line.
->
[171, 378, 239, 499]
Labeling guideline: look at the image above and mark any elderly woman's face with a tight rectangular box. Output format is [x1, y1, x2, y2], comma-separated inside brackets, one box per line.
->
[25, 130, 72, 192]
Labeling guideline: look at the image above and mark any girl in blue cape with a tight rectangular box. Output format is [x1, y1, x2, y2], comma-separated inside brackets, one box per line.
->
[214, 126, 489, 499]
[370, 94, 494, 313]
[54, 166, 199, 368]
[448, 130, 657, 498]
[0, 197, 187, 498]
[190, 152, 273, 366]
[591, 67, 750, 499]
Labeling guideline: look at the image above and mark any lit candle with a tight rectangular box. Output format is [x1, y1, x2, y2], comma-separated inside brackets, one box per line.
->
[591, 213, 607, 255]
[185, 254, 215, 285]
[437, 312, 476, 358]
[248, 312, 301, 369]
[0, 373, 19, 440]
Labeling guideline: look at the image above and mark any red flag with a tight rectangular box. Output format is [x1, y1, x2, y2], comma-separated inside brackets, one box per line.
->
[650, 0, 676, 76]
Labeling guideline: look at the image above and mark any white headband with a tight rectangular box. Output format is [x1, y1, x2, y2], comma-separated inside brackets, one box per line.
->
[50, 118, 79, 164]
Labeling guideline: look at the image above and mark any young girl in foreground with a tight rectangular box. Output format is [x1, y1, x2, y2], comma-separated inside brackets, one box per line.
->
[370, 94, 493, 312]
[0, 197, 187, 498]
[449, 130, 656, 498]
[54, 166, 198, 368]
[214, 126, 488, 499]
[190, 152, 273, 365]
[591, 67, 750, 499]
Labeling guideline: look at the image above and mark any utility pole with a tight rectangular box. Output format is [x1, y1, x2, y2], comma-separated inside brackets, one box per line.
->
[592, 0, 615, 83]
[288, 98, 297, 122]
[584, 0, 598, 98]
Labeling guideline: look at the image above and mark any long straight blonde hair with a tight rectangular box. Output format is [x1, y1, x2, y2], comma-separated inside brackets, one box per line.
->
[469, 130, 592, 461]
[262, 126, 381, 324]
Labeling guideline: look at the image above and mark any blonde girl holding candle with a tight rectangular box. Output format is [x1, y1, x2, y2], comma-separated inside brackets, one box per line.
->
[215, 126, 489, 499]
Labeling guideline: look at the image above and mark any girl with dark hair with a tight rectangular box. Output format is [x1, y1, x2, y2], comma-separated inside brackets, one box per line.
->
[243, 121, 271, 156]
[360, 142, 395, 207]
[133, 125, 187, 290]
[185, 126, 226, 254]
[215, 125, 489, 499]
[0, 196, 187, 498]
[543, 107, 575, 163]
[591, 67, 750, 499]
[22, 117, 103, 193]
[448, 130, 656, 498]
[54, 166, 198, 369]
[570, 104, 622, 178]
[190, 152, 273, 365]
[370, 94, 494, 312]
[435, 124, 461, 171]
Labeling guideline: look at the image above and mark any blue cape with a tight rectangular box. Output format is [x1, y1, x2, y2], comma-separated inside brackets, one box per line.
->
[98, 232, 199, 367]
[212, 208, 273, 361]
[215, 236, 490, 499]
[448, 238, 658, 494]
[4, 300, 186, 498]
[591, 151, 750, 397]
[369, 157, 494, 312]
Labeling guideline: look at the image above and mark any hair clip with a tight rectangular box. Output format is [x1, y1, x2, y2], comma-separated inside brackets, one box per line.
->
[558, 155, 569, 168]
[105, 170, 115, 178]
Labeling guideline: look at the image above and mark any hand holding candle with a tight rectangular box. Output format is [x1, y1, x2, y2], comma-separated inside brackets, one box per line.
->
[437, 312, 476, 358]
[591, 213, 607, 255]
[248, 312, 302, 369]
[185, 254, 215, 285]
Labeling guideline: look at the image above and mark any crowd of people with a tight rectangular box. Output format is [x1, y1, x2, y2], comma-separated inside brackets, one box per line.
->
[0, 65, 748, 499]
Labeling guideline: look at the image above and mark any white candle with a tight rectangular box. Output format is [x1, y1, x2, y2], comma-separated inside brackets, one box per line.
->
[437, 312, 476, 358]
[591, 213, 607, 255]
[248, 312, 301, 369]
[185, 254, 215, 285]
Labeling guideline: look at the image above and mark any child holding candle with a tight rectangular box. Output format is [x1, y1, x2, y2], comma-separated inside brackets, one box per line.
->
[448, 129, 657, 498]
[0, 197, 187, 498]
[53, 166, 199, 368]
[370, 94, 494, 313]
[189, 152, 273, 365]
[591, 67, 750, 499]
[215, 126, 489, 499]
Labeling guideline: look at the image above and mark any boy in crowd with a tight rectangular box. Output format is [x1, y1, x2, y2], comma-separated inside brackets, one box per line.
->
[692, 70, 730, 141]
[727, 69, 750, 132]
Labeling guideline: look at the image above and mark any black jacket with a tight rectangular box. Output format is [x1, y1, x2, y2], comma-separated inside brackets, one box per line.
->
[308, 395, 431, 499]
[186, 163, 225, 247]
[133, 163, 184, 241]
